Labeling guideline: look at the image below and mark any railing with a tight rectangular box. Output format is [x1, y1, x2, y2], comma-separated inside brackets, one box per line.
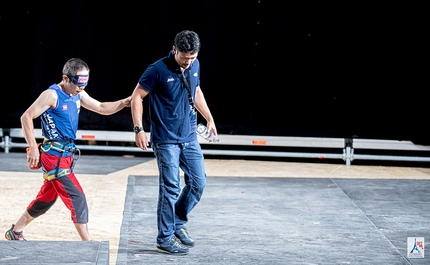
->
[2, 128, 430, 166]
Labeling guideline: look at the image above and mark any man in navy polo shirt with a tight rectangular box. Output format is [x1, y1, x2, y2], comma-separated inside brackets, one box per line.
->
[131, 30, 217, 255]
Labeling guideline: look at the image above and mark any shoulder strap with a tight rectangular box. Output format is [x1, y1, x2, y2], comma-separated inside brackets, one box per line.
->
[178, 68, 195, 110]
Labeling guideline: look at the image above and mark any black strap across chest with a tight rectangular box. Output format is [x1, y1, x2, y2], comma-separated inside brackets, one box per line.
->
[178, 68, 195, 111]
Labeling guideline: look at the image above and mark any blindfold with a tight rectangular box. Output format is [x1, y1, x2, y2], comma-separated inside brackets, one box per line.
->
[70, 75, 89, 87]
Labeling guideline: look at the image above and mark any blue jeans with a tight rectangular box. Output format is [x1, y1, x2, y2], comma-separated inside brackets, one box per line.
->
[152, 139, 206, 244]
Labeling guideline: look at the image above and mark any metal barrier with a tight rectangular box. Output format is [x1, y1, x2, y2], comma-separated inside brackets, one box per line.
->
[2, 128, 430, 166]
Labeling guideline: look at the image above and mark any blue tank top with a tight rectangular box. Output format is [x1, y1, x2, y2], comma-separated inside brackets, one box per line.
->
[41, 84, 81, 141]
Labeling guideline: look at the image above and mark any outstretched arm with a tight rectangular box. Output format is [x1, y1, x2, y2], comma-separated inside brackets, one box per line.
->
[80, 90, 131, 115]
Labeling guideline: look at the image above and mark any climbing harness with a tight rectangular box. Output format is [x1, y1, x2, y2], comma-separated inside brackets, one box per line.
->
[40, 139, 80, 181]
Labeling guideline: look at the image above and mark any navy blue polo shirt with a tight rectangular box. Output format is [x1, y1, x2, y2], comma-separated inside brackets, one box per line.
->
[138, 50, 200, 143]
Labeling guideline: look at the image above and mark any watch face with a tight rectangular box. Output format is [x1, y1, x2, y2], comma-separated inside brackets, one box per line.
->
[134, 126, 142, 133]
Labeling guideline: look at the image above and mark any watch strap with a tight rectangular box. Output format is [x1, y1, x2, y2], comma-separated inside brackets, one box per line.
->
[134, 126, 144, 134]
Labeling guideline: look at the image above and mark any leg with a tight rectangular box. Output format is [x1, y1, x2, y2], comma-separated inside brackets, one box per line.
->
[54, 172, 90, 241]
[10, 152, 60, 233]
[152, 143, 189, 255]
[152, 143, 182, 243]
[6, 178, 57, 241]
[12, 210, 35, 232]
[175, 139, 206, 228]
[51, 155, 90, 241]
[173, 140, 206, 247]
[5, 210, 34, 240]
[74, 223, 90, 241]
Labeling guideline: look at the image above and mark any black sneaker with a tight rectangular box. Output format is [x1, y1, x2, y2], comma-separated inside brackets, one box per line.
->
[175, 227, 195, 247]
[5, 224, 26, 241]
[156, 235, 189, 255]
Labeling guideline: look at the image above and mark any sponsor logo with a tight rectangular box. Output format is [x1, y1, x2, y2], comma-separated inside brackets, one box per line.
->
[43, 113, 59, 139]
[77, 76, 89, 83]
[407, 237, 424, 258]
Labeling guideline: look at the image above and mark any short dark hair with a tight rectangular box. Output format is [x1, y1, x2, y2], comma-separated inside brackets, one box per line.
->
[62, 58, 90, 76]
[174, 30, 201, 54]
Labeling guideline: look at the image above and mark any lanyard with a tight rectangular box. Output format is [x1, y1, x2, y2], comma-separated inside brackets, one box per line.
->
[178, 68, 195, 111]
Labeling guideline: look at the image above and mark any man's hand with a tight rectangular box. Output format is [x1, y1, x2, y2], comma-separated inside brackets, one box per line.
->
[206, 121, 218, 137]
[122, 96, 132, 107]
[26, 145, 40, 169]
[135, 131, 149, 151]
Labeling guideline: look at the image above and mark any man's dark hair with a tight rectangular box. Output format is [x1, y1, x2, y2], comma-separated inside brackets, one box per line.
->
[62, 58, 90, 76]
[174, 30, 201, 54]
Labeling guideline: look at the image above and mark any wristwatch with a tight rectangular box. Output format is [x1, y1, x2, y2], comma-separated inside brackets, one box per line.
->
[133, 126, 144, 134]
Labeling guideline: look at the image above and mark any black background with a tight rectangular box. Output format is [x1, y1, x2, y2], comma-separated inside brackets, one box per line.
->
[0, 1, 427, 143]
